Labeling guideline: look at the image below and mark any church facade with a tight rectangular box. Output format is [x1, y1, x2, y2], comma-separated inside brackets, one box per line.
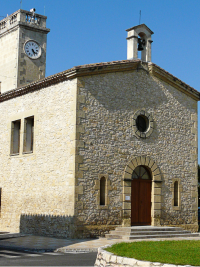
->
[0, 9, 199, 238]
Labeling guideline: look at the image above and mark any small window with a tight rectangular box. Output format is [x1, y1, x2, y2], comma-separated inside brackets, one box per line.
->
[23, 116, 34, 153]
[11, 120, 21, 154]
[174, 181, 178, 206]
[100, 177, 106, 205]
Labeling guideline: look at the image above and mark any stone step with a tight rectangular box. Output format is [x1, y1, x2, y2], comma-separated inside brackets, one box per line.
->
[125, 233, 200, 240]
[114, 226, 184, 232]
[106, 233, 199, 240]
[0, 233, 24, 240]
[105, 226, 199, 240]
[107, 230, 192, 236]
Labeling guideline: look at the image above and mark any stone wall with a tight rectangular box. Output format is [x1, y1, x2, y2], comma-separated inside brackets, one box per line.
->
[94, 246, 197, 267]
[17, 26, 47, 87]
[0, 63, 198, 237]
[20, 214, 76, 238]
[0, 79, 77, 234]
[0, 28, 18, 93]
[75, 67, 198, 235]
[0, 9, 49, 93]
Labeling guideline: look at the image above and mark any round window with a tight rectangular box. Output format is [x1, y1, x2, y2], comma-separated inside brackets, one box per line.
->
[131, 110, 154, 138]
[136, 115, 149, 132]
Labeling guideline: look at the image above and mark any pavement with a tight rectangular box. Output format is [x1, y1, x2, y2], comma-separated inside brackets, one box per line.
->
[0, 234, 200, 253]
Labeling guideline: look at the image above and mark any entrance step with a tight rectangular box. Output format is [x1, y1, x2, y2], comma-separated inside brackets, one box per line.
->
[105, 226, 199, 240]
[0, 232, 25, 240]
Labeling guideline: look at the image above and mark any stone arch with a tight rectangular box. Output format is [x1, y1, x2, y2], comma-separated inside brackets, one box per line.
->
[122, 156, 162, 227]
[123, 156, 161, 181]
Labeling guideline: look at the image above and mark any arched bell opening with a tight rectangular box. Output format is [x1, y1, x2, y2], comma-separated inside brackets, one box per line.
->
[138, 32, 147, 62]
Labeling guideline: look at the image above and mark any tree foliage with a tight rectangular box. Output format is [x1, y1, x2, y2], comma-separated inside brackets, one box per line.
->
[198, 165, 200, 207]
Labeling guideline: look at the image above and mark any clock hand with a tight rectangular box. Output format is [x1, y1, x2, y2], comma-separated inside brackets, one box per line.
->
[32, 49, 36, 55]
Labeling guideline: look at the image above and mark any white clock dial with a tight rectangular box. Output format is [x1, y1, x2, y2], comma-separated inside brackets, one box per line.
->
[24, 40, 42, 59]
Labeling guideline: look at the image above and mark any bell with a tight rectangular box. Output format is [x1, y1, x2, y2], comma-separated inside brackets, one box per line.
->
[138, 38, 145, 51]
[138, 42, 143, 51]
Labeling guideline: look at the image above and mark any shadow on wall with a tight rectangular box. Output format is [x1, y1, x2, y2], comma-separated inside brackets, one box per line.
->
[20, 214, 115, 238]
[20, 214, 77, 238]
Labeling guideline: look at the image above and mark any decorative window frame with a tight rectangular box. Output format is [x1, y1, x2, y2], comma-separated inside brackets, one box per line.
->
[10, 119, 21, 155]
[9, 109, 37, 157]
[95, 174, 110, 209]
[170, 178, 182, 210]
[131, 110, 154, 138]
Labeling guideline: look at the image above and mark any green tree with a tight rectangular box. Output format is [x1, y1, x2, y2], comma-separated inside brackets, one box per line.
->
[198, 165, 200, 207]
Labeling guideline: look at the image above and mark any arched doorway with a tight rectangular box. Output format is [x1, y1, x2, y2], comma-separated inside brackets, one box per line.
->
[131, 165, 152, 225]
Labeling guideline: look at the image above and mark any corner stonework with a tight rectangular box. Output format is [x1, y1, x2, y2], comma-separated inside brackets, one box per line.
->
[75, 78, 86, 220]
[122, 156, 162, 227]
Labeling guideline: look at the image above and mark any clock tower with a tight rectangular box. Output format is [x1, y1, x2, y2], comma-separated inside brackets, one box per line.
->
[0, 9, 50, 94]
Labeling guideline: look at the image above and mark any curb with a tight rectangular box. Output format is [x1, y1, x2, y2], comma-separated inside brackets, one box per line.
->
[94, 245, 198, 267]
[56, 247, 98, 253]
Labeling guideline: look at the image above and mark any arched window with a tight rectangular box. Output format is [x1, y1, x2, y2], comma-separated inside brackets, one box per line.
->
[174, 181, 178, 206]
[132, 165, 151, 180]
[100, 177, 106, 206]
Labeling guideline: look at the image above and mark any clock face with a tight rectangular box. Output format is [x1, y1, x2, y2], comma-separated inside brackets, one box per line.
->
[24, 40, 42, 59]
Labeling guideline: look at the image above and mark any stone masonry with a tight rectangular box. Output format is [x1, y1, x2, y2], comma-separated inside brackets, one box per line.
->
[74, 61, 199, 236]
[0, 9, 49, 93]
[94, 246, 197, 267]
[0, 59, 198, 238]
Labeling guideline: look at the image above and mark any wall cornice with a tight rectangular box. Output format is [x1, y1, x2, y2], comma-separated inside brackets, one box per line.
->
[0, 59, 199, 102]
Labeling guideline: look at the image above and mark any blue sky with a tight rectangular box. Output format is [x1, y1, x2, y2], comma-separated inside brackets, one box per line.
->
[1, 0, 200, 162]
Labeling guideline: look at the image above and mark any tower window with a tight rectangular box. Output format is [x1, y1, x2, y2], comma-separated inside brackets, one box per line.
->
[23, 116, 34, 153]
[100, 177, 106, 206]
[174, 181, 178, 206]
[11, 120, 21, 154]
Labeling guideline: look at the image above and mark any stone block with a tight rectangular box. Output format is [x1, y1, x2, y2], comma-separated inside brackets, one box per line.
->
[128, 161, 136, 171]
[77, 95, 85, 103]
[110, 255, 117, 263]
[76, 186, 83, 194]
[123, 187, 131, 194]
[76, 155, 84, 163]
[123, 202, 131, 210]
[137, 260, 151, 267]
[122, 218, 131, 226]
[124, 180, 131, 187]
[154, 195, 161, 203]
[141, 156, 146, 165]
[152, 209, 161, 217]
[153, 203, 161, 209]
[76, 125, 85, 133]
[125, 166, 133, 174]
[77, 110, 85, 118]
[123, 257, 137, 266]
[123, 172, 132, 179]
[153, 187, 161, 195]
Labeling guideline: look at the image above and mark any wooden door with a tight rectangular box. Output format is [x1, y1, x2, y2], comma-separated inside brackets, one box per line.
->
[131, 166, 152, 225]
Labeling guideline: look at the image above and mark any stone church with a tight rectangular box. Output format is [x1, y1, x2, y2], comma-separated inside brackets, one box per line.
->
[0, 9, 199, 238]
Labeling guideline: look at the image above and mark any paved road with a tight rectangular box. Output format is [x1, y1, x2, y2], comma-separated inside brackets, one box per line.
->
[0, 249, 97, 266]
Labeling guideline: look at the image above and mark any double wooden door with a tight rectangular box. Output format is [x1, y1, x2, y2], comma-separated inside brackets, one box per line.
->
[131, 166, 152, 226]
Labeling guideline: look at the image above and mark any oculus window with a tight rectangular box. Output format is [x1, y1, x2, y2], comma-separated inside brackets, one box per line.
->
[131, 110, 154, 138]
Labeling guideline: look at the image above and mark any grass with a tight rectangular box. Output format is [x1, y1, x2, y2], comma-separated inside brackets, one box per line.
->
[105, 240, 200, 266]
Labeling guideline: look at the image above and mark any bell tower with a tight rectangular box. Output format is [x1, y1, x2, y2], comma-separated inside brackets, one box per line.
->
[0, 9, 50, 94]
[126, 24, 153, 62]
